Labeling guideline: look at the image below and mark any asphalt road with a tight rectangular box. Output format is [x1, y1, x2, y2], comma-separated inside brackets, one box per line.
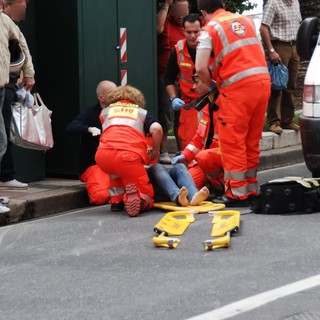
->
[1, 163, 320, 320]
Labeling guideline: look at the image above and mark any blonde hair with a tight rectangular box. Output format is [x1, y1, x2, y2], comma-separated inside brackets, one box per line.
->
[108, 85, 146, 107]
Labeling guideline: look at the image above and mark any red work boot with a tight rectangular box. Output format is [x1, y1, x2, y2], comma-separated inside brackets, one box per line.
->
[125, 184, 141, 217]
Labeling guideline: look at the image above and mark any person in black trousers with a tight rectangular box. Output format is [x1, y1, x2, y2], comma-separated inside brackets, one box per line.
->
[66, 80, 117, 206]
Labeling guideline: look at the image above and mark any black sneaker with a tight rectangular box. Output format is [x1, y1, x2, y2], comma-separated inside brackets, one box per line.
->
[111, 201, 124, 212]
[212, 195, 250, 208]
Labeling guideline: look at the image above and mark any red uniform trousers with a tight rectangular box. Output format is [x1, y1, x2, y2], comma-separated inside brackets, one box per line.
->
[188, 148, 224, 195]
[217, 79, 270, 200]
[95, 148, 154, 212]
[80, 165, 110, 205]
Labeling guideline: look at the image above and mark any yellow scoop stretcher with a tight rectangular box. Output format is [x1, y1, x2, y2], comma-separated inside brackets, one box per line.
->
[152, 211, 195, 248]
[203, 210, 240, 251]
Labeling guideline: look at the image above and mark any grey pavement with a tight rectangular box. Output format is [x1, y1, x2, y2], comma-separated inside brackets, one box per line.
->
[0, 129, 305, 226]
[0, 164, 318, 320]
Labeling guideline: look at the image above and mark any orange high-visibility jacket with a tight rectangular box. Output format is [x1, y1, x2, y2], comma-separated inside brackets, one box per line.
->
[99, 100, 148, 162]
[175, 39, 199, 103]
[204, 9, 269, 90]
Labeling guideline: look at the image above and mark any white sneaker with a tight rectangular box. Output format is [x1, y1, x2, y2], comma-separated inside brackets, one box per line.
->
[0, 179, 28, 189]
[0, 203, 10, 214]
[159, 151, 171, 165]
[0, 196, 10, 204]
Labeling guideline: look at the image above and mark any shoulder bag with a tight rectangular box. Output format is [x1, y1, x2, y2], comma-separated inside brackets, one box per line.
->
[10, 92, 54, 151]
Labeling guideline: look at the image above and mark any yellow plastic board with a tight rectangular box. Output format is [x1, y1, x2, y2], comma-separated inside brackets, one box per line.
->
[153, 211, 195, 236]
[154, 201, 225, 213]
[210, 210, 240, 237]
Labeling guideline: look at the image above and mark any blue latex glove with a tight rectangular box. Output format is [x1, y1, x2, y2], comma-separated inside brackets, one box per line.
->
[171, 98, 185, 111]
[171, 154, 186, 165]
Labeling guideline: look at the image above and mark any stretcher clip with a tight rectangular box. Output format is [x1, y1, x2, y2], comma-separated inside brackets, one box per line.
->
[152, 232, 181, 249]
[203, 234, 231, 251]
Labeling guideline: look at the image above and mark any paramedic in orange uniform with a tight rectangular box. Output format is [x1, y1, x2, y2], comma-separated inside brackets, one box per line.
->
[172, 72, 224, 197]
[195, 0, 271, 207]
[165, 13, 203, 150]
[95, 86, 162, 217]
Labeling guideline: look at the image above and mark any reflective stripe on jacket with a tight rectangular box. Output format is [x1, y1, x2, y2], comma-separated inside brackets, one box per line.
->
[204, 9, 269, 89]
[101, 101, 147, 133]
[99, 100, 148, 162]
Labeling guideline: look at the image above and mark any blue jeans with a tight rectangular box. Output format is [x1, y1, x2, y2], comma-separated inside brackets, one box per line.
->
[0, 88, 8, 175]
[147, 163, 198, 203]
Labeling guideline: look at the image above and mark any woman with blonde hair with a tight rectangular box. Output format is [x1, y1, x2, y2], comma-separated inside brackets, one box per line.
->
[95, 85, 163, 217]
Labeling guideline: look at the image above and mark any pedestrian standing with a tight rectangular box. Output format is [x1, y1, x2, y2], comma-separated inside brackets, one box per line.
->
[260, 0, 301, 134]
[0, 0, 35, 190]
[0, 9, 34, 213]
[157, 0, 189, 163]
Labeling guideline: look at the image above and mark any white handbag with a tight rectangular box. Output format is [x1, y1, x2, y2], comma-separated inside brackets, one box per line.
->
[10, 93, 54, 151]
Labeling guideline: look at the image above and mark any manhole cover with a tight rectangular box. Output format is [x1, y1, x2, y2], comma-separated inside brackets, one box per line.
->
[283, 311, 320, 320]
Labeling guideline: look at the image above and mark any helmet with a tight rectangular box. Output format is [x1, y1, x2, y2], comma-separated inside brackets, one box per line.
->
[9, 39, 25, 73]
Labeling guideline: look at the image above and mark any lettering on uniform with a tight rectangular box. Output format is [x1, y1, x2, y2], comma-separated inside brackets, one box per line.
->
[230, 20, 246, 36]
[108, 105, 139, 120]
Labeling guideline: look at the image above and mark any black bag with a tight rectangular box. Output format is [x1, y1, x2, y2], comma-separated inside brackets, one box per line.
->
[251, 177, 320, 214]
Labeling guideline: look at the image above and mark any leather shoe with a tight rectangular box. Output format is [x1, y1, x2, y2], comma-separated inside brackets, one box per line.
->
[111, 201, 124, 212]
[269, 124, 283, 134]
[282, 123, 300, 131]
[212, 195, 250, 208]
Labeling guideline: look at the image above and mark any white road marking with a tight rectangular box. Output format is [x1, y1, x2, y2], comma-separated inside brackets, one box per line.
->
[187, 274, 320, 320]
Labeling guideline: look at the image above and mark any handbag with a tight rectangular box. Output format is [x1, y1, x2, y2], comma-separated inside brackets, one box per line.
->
[10, 93, 54, 151]
[267, 60, 289, 91]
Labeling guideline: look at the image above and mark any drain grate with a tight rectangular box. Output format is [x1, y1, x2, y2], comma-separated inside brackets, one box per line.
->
[283, 311, 320, 320]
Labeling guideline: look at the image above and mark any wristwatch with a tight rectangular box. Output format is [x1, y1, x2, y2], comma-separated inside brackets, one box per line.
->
[170, 97, 176, 102]
[269, 48, 275, 53]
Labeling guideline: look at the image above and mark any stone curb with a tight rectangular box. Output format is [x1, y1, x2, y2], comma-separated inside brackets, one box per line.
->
[259, 145, 303, 171]
[1, 185, 89, 226]
[167, 130, 301, 154]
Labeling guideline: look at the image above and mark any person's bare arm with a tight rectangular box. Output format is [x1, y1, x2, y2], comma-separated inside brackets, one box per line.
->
[149, 122, 163, 160]
[165, 84, 176, 100]
[260, 23, 280, 63]
[157, 0, 173, 34]
[195, 48, 214, 87]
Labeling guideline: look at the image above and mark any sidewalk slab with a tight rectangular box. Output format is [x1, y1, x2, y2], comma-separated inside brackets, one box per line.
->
[272, 130, 301, 149]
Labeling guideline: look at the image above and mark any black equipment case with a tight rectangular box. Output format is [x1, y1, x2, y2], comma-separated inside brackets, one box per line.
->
[251, 177, 320, 214]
